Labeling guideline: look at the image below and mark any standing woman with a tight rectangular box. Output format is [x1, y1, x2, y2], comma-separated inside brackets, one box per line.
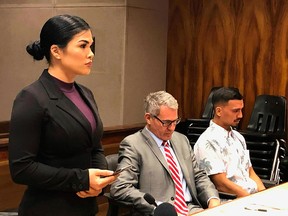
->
[9, 14, 117, 216]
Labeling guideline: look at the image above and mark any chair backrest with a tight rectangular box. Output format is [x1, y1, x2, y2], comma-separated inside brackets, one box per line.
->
[104, 153, 133, 216]
[246, 140, 281, 182]
[201, 86, 221, 119]
[106, 154, 118, 171]
[246, 95, 287, 136]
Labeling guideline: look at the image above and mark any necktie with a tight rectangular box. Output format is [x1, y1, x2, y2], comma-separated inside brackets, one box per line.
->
[163, 141, 189, 216]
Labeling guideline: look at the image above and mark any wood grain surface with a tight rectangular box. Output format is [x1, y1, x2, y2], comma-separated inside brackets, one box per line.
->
[167, 0, 287, 132]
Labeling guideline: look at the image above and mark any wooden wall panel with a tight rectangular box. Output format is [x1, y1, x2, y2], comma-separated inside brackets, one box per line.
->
[272, 0, 288, 96]
[167, 0, 287, 133]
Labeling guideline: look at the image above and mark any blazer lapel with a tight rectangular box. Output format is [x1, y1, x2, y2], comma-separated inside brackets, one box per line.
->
[170, 139, 192, 184]
[140, 129, 201, 204]
[39, 70, 92, 138]
[76, 84, 101, 128]
[170, 136, 199, 202]
[140, 129, 170, 173]
[57, 97, 92, 136]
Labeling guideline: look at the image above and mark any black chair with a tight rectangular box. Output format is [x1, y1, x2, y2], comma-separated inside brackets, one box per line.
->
[240, 95, 287, 184]
[243, 95, 286, 138]
[246, 140, 282, 181]
[106, 153, 119, 171]
[185, 87, 221, 148]
[280, 156, 288, 182]
[105, 154, 133, 216]
[201, 87, 221, 119]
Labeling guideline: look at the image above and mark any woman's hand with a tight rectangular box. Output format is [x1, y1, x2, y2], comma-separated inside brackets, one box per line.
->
[76, 169, 118, 198]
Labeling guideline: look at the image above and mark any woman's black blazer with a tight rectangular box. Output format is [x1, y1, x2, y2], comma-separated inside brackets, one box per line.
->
[9, 69, 107, 216]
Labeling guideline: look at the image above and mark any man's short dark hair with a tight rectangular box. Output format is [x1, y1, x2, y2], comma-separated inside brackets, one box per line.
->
[212, 87, 243, 108]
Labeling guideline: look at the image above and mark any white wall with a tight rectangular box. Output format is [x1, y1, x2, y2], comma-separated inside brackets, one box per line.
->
[0, 0, 168, 127]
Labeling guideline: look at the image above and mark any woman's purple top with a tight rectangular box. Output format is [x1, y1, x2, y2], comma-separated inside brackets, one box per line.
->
[53, 77, 96, 132]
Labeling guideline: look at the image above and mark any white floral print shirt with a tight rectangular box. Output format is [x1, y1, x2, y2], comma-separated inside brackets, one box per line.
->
[194, 120, 258, 194]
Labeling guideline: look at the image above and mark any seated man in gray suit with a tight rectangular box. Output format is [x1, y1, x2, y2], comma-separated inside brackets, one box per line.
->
[110, 91, 220, 216]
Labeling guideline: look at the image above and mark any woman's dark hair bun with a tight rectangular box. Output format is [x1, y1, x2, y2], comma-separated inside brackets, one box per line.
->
[26, 40, 45, 61]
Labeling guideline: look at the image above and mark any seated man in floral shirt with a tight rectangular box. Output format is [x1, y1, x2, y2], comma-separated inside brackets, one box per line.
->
[194, 87, 265, 197]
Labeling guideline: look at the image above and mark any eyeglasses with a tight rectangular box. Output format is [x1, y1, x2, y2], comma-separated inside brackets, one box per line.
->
[151, 114, 181, 127]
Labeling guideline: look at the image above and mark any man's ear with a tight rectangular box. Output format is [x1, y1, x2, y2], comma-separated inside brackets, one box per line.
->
[50, 45, 61, 60]
[144, 113, 151, 125]
[215, 106, 222, 117]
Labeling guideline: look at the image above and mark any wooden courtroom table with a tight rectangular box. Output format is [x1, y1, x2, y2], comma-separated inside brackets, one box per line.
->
[194, 182, 288, 216]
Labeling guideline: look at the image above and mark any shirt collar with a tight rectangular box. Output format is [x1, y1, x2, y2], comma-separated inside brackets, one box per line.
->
[210, 120, 235, 139]
[145, 127, 169, 148]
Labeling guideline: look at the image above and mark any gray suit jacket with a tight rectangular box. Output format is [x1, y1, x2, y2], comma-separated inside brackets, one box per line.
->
[110, 128, 219, 215]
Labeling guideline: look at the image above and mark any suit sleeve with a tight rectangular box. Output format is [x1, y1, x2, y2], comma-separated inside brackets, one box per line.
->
[110, 138, 154, 215]
[188, 139, 220, 208]
[192, 148, 219, 208]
